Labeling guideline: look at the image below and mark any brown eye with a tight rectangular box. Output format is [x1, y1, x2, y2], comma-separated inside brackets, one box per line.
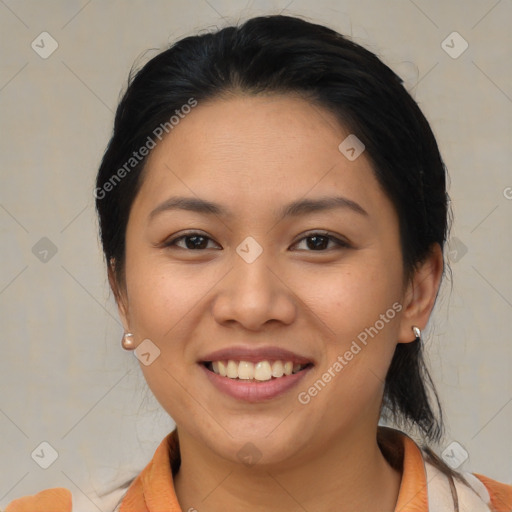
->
[292, 231, 351, 251]
[164, 232, 220, 250]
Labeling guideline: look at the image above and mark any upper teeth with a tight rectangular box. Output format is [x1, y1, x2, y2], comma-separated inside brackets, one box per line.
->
[210, 360, 306, 381]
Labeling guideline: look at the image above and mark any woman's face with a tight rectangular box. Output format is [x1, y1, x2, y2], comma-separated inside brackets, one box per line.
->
[116, 93, 418, 465]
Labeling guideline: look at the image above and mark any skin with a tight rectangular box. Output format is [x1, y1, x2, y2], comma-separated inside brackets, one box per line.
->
[111, 93, 444, 512]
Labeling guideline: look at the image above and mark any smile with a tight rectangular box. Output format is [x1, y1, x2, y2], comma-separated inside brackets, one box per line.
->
[204, 360, 312, 381]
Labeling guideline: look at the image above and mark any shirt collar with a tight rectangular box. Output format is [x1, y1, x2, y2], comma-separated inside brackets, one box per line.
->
[121, 427, 429, 512]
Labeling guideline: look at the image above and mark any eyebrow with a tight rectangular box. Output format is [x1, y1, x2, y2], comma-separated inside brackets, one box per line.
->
[148, 195, 368, 221]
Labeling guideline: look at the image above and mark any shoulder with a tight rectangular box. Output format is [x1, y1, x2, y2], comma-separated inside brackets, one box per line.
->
[425, 457, 512, 512]
[472, 472, 512, 511]
[2, 483, 129, 512]
[2, 431, 177, 512]
[3, 487, 72, 512]
[381, 426, 512, 512]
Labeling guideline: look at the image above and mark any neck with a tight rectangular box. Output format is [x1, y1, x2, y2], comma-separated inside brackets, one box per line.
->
[173, 425, 401, 512]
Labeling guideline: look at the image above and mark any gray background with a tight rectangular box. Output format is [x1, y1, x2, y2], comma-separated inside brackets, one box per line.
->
[1, 0, 511, 510]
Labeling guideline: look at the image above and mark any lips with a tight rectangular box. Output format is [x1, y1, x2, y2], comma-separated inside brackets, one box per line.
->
[200, 360, 313, 402]
[199, 346, 314, 366]
[198, 345, 314, 401]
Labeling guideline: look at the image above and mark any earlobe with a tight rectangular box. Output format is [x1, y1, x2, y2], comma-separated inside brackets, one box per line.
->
[397, 243, 444, 344]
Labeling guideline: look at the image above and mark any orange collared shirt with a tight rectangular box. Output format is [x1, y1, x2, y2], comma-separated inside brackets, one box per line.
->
[5, 428, 512, 512]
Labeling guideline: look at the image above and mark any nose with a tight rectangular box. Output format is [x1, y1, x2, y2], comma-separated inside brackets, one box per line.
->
[211, 248, 297, 331]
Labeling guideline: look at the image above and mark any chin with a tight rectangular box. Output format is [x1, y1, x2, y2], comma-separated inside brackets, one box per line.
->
[201, 421, 311, 468]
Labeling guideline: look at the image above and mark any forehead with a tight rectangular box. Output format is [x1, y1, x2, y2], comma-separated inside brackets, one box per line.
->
[131, 93, 390, 222]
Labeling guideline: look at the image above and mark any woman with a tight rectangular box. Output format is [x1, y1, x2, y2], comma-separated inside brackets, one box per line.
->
[5, 14, 511, 512]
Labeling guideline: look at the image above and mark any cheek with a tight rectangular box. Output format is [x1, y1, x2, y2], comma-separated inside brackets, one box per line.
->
[301, 261, 403, 338]
[126, 274, 175, 336]
[296, 259, 403, 404]
[124, 254, 207, 340]
[124, 261, 209, 416]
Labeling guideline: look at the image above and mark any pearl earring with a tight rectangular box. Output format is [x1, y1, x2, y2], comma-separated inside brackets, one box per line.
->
[122, 332, 136, 350]
[412, 326, 421, 342]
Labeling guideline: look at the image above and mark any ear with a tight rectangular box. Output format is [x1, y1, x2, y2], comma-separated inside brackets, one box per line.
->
[108, 258, 130, 332]
[397, 243, 444, 343]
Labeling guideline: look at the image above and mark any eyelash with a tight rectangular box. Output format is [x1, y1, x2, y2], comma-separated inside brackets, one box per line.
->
[163, 230, 351, 252]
